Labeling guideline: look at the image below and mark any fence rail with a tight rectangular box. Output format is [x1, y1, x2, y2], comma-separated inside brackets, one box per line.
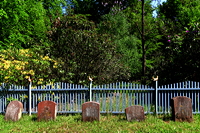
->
[0, 81, 200, 114]
[157, 81, 200, 114]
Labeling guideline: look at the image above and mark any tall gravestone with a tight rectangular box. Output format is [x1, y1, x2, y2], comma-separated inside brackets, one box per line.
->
[125, 105, 145, 122]
[171, 96, 193, 122]
[5, 101, 23, 121]
[82, 101, 100, 122]
[37, 100, 57, 121]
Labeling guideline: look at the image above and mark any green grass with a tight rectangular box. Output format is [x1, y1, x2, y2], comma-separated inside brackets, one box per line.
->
[0, 114, 200, 133]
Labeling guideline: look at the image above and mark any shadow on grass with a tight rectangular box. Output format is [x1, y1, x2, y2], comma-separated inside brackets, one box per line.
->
[31, 116, 37, 121]
[112, 114, 127, 122]
[160, 114, 173, 122]
[117, 118, 127, 122]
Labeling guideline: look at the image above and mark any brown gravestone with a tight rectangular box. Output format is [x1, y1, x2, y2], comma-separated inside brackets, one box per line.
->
[5, 101, 23, 121]
[37, 100, 57, 121]
[171, 96, 193, 122]
[125, 105, 145, 122]
[82, 101, 100, 122]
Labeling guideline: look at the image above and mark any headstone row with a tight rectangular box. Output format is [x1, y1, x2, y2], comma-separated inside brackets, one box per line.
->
[4, 96, 193, 122]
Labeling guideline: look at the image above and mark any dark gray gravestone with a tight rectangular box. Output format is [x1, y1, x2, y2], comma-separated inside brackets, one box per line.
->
[5, 101, 23, 121]
[171, 96, 193, 122]
[37, 101, 57, 121]
[82, 101, 100, 122]
[125, 105, 145, 122]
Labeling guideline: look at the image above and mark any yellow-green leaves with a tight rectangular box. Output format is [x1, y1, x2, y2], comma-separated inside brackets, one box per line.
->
[0, 48, 58, 85]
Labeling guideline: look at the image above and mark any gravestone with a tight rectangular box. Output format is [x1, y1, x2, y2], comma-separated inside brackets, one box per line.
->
[37, 100, 57, 121]
[171, 96, 193, 122]
[82, 101, 100, 122]
[125, 105, 145, 122]
[5, 101, 23, 121]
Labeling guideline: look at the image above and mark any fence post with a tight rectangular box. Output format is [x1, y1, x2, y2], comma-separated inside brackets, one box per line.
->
[152, 76, 158, 115]
[28, 80, 32, 116]
[155, 80, 158, 115]
[89, 80, 92, 102]
[88, 76, 93, 102]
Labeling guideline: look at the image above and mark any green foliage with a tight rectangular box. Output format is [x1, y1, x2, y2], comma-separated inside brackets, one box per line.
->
[41, 0, 66, 19]
[71, 0, 129, 22]
[156, 0, 200, 84]
[0, 48, 57, 85]
[158, 22, 200, 84]
[98, 7, 142, 80]
[48, 14, 128, 84]
[159, 0, 200, 27]
[0, 0, 48, 49]
[1, 0, 200, 85]
[124, 1, 163, 80]
[6, 97, 18, 103]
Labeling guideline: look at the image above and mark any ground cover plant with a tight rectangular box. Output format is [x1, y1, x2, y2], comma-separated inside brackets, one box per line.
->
[0, 114, 200, 133]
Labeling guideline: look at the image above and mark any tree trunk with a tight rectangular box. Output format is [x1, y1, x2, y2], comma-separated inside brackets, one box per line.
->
[141, 0, 146, 83]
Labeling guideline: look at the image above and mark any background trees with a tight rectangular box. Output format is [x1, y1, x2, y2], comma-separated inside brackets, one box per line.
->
[71, 0, 129, 22]
[123, 0, 163, 83]
[155, 0, 200, 84]
[0, 0, 48, 49]
[0, 0, 199, 85]
[48, 14, 129, 84]
[98, 5, 141, 81]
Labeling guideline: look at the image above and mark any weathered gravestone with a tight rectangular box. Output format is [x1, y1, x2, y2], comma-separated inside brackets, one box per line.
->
[171, 96, 193, 122]
[82, 101, 100, 122]
[5, 101, 23, 121]
[125, 105, 145, 122]
[37, 100, 57, 121]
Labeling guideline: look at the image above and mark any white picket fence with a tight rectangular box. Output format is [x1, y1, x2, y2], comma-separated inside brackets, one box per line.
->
[0, 81, 199, 114]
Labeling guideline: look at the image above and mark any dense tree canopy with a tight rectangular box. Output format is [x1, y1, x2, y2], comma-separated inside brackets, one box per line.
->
[98, 6, 141, 81]
[71, 0, 130, 22]
[0, 0, 48, 49]
[48, 14, 129, 84]
[155, 0, 200, 84]
[0, 0, 199, 85]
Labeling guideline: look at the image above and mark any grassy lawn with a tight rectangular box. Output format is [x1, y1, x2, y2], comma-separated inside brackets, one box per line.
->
[0, 114, 200, 133]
